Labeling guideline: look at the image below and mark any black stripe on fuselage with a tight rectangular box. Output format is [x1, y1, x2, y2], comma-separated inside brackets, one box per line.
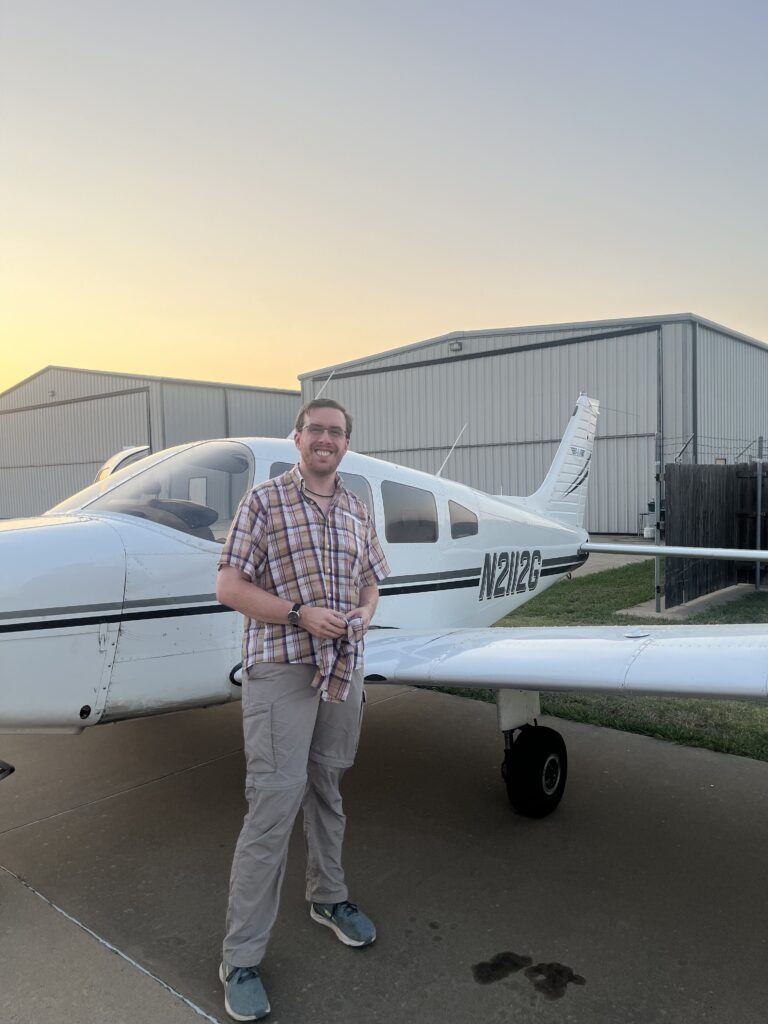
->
[542, 554, 585, 567]
[379, 578, 480, 597]
[0, 593, 218, 622]
[539, 554, 588, 576]
[0, 603, 231, 634]
[384, 567, 481, 586]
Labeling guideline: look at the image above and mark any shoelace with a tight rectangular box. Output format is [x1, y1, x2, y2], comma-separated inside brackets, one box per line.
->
[334, 901, 358, 917]
[316, 900, 358, 918]
[228, 965, 261, 984]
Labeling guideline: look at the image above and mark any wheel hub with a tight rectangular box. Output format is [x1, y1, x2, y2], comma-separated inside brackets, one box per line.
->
[541, 753, 561, 796]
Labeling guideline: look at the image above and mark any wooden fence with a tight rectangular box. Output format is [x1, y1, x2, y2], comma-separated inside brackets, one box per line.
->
[664, 462, 767, 608]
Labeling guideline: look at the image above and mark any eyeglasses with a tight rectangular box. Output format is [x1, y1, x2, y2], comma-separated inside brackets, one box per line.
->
[302, 424, 348, 439]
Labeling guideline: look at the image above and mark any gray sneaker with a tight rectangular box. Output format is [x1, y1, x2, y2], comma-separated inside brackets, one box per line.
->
[310, 900, 376, 947]
[219, 962, 270, 1021]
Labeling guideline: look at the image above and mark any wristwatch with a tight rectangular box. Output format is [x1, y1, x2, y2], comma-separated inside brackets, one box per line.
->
[287, 603, 302, 627]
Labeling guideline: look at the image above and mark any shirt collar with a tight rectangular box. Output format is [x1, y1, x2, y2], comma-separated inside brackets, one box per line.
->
[289, 463, 342, 502]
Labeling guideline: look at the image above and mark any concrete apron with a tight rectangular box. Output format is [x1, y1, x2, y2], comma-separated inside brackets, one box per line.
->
[2, 686, 767, 1024]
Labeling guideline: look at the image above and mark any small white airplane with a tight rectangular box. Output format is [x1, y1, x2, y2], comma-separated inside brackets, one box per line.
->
[1, 395, 766, 814]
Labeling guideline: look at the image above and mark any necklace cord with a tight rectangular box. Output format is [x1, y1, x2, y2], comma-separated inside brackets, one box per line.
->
[304, 486, 335, 498]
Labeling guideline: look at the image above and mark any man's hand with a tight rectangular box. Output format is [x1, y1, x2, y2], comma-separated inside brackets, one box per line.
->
[343, 606, 373, 635]
[299, 605, 349, 639]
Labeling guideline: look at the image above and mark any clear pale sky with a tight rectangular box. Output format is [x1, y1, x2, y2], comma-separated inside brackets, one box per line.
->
[2, 0, 766, 395]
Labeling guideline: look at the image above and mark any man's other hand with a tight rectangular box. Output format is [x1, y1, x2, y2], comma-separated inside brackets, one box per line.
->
[343, 606, 372, 634]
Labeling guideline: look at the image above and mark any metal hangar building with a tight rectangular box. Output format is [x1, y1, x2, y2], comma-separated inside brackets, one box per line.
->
[0, 366, 299, 519]
[300, 314, 768, 534]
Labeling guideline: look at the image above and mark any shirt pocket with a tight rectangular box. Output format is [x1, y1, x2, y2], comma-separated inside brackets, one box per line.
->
[242, 702, 276, 775]
[333, 512, 366, 579]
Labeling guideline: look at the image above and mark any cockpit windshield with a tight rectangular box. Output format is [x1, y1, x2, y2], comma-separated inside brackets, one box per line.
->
[48, 441, 254, 543]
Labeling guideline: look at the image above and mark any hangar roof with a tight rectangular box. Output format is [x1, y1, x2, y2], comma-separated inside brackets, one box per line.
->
[0, 364, 299, 402]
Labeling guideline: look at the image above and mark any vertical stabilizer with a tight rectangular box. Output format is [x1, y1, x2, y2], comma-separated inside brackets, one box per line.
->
[526, 394, 599, 528]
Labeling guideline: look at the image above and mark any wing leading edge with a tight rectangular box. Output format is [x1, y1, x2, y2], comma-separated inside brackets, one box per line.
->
[364, 626, 768, 700]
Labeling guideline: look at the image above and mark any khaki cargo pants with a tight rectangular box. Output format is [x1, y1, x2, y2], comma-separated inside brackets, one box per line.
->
[223, 662, 364, 968]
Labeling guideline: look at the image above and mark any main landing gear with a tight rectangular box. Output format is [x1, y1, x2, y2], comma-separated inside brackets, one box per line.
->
[496, 689, 567, 818]
[501, 724, 567, 818]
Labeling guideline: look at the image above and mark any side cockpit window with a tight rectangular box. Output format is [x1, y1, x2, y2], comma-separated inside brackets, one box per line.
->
[449, 500, 478, 539]
[339, 472, 375, 520]
[382, 480, 438, 543]
[86, 442, 254, 542]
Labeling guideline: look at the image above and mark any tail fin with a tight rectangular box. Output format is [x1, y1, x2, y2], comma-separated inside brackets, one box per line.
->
[526, 394, 599, 528]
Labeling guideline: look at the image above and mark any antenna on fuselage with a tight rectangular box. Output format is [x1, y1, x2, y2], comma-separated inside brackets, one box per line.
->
[288, 371, 336, 438]
[314, 370, 335, 399]
[436, 423, 468, 478]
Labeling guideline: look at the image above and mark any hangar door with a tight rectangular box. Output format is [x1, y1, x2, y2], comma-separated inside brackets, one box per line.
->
[0, 389, 150, 518]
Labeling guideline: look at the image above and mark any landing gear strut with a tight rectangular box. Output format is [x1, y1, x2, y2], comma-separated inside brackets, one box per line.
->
[501, 724, 567, 818]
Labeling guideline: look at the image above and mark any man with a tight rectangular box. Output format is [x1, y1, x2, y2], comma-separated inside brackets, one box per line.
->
[216, 398, 390, 1022]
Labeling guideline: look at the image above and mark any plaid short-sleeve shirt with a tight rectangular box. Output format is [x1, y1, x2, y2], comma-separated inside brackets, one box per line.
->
[219, 465, 390, 694]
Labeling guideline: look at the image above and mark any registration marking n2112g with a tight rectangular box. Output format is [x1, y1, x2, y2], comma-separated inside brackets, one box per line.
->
[479, 549, 542, 601]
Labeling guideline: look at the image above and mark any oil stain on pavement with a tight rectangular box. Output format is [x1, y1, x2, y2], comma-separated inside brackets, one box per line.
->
[472, 951, 532, 983]
[524, 962, 586, 999]
[472, 951, 585, 999]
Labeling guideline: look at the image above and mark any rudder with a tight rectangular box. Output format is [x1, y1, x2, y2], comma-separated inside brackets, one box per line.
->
[526, 394, 600, 528]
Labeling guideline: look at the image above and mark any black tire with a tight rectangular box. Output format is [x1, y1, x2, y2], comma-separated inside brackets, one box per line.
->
[502, 725, 567, 818]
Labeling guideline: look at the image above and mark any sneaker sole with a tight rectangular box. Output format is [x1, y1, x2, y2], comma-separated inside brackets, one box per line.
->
[309, 906, 376, 947]
[219, 963, 270, 1022]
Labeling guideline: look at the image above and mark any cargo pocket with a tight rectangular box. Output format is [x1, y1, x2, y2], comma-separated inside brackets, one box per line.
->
[243, 702, 276, 775]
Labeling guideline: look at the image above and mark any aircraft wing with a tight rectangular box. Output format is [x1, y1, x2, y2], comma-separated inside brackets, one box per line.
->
[364, 625, 768, 700]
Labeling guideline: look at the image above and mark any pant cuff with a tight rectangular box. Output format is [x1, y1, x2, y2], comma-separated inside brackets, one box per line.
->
[307, 889, 348, 905]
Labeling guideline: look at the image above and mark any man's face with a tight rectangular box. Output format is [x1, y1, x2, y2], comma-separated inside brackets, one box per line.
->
[294, 407, 350, 478]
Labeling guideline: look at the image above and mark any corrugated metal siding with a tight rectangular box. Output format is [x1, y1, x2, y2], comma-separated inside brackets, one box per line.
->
[660, 320, 694, 463]
[227, 389, 299, 438]
[0, 391, 149, 517]
[696, 328, 768, 463]
[591, 436, 656, 534]
[162, 383, 227, 446]
[0, 464, 104, 518]
[0, 391, 149, 467]
[146, 382, 165, 451]
[151, 383, 299, 446]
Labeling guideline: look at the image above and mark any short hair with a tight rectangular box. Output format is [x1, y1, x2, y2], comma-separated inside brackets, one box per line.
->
[294, 398, 352, 438]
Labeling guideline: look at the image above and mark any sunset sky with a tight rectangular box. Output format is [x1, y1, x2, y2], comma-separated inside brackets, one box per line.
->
[2, 0, 767, 396]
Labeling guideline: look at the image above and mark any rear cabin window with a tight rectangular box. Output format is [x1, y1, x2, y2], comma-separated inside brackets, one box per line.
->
[269, 463, 375, 521]
[449, 500, 478, 539]
[382, 480, 438, 543]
